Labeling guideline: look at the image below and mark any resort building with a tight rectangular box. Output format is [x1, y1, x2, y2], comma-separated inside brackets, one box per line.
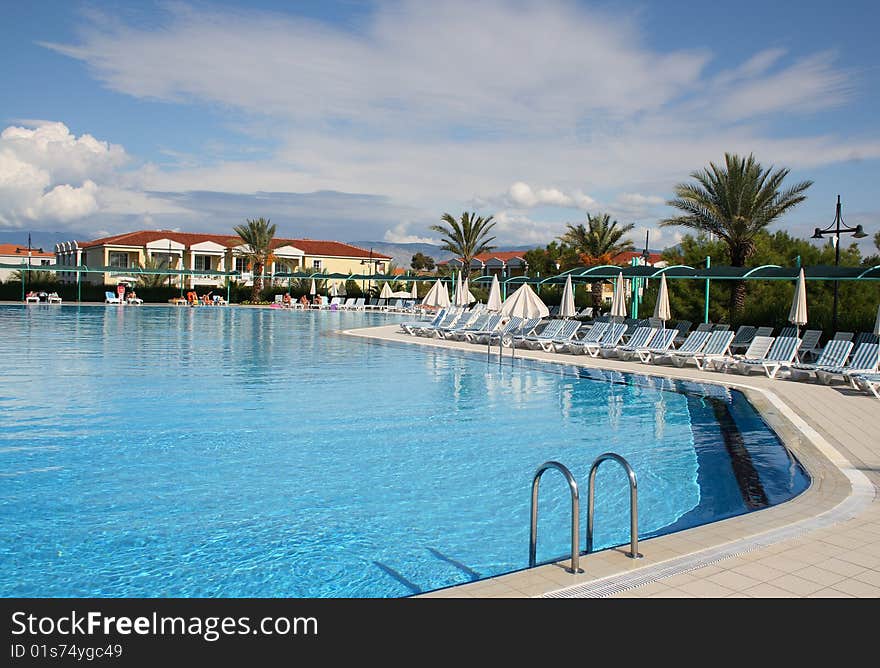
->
[0, 243, 56, 282]
[441, 251, 529, 277]
[54, 231, 391, 288]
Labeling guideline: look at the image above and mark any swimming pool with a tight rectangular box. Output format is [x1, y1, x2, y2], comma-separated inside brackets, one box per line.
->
[0, 305, 809, 597]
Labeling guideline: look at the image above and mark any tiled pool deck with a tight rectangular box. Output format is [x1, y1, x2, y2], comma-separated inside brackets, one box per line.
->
[343, 323, 880, 598]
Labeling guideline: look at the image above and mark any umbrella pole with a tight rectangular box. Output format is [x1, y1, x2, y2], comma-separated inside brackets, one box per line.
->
[703, 255, 711, 323]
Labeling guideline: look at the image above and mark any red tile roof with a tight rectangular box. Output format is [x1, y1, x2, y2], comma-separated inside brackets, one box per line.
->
[81, 230, 390, 259]
[612, 250, 664, 265]
[0, 243, 54, 258]
[439, 250, 527, 265]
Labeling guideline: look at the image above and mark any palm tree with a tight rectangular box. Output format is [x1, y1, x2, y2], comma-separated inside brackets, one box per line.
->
[661, 152, 812, 314]
[429, 211, 496, 279]
[134, 255, 171, 288]
[233, 217, 276, 301]
[560, 213, 634, 307]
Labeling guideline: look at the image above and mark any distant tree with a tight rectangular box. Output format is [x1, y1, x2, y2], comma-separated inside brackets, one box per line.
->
[429, 211, 496, 278]
[559, 213, 635, 307]
[233, 217, 276, 301]
[875, 231, 880, 253]
[661, 152, 812, 316]
[410, 252, 435, 271]
[523, 241, 579, 276]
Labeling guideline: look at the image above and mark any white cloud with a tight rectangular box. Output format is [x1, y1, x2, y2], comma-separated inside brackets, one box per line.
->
[383, 223, 439, 245]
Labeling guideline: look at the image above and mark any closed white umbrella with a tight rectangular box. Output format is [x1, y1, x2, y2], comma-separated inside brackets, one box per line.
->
[653, 273, 671, 324]
[422, 279, 450, 308]
[500, 283, 549, 319]
[559, 274, 576, 318]
[379, 282, 394, 299]
[610, 272, 628, 319]
[329, 282, 338, 297]
[874, 303, 880, 369]
[460, 275, 475, 305]
[486, 274, 502, 311]
[788, 268, 808, 337]
[309, 278, 316, 295]
[410, 280, 419, 299]
[338, 281, 347, 296]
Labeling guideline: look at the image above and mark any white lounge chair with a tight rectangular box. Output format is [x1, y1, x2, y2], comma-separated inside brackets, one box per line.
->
[47, 292, 63, 304]
[517, 320, 563, 349]
[566, 321, 609, 354]
[105, 291, 123, 304]
[652, 330, 711, 366]
[854, 373, 880, 398]
[582, 323, 628, 357]
[601, 325, 658, 359]
[634, 328, 678, 363]
[713, 335, 775, 372]
[784, 339, 853, 381]
[537, 320, 583, 352]
[677, 329, 735, 370]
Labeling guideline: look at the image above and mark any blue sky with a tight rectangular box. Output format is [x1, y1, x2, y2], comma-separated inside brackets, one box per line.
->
[2, 0, 879, 253]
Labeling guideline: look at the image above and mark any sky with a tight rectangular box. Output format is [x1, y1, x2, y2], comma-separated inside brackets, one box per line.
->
[1, 0, 879, 254]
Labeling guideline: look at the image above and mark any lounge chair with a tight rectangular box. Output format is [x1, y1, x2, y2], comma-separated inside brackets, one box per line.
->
[517, 320, 564, 349]
[499, 317, 543, 345]
[853, 373, 880, 398]
[796, 329, 823, 362]
[126, 294, 143, 305]
[814, 343, 880, 387]
[727, 325, 757, 353]
[713, 335, 775, 372]
[566, 321, 609, 354]
[468, 315, 519, 344]
[634, 328, 678, 363]
[785, 339, 854, 381]
[852, 331, 880, 350]
[104, 291, 122, 304]
[671, 320, 692, 344]
[712, 323, 730, 331]
[24, 293, 40, 303]
[776, 326, 797, 338]
[443, 312, 493, 341]
[651, 330, 711, 366]
[341, 297, 356, 310]
[353, 297, 366, 310]
[754, 326, 774, 338]
[537, 319, 583, 352]
[213, 295, 229, 306]
[47, 292, 63, 304]
[831, 331, 853, 342]
[400, 308, 447, 335]
[434, 307, 482, 339]
[675, 329, 735, 370]
[732, 336, 801, 378]
[602, 325, 658, 359]
[582, 323, 628, 357]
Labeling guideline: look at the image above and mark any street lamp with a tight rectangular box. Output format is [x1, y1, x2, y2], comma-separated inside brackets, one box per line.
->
[360, 247, 375, 295]
[811, 195, 868, 332]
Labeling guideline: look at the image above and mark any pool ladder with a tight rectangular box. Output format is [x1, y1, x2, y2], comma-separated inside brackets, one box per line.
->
[487, 331, 515, 363]
[529, 453, 642, 574]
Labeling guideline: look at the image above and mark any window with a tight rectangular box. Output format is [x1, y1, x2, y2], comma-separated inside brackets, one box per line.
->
[234, 257, 248, 273]
[40, 260, 50, 266]
[376, 263, 385, 274]
[193, 255, 212, 272]
[312, 259, 322, 271]
[109, 252, 129, 268]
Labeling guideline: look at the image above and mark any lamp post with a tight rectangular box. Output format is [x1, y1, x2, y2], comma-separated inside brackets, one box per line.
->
[360, 247, 375, 296]
[811, 195, 868, 332]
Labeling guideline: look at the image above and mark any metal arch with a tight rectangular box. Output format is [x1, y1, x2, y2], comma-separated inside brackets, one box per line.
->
[529, 461, 582, 574]
[586, 453, 642, 559]
[856, 265, 880, 279]
[741, 264, 783, 278]
[649, 264, 695, 277]
[573, 264, 624, 277]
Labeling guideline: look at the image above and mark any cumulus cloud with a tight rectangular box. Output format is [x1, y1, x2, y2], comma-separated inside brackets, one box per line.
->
[383, 222, 439, 245]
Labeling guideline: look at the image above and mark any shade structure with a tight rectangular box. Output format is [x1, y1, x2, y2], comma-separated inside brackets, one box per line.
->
[422, 279, 450, 308]
[788, 268, 808, 334]
[610, 272, 628, 318]
[500, 283, 549, 319]
[410, 280, 419, 299]
[379, 282, 394, 299]
[486, 274, 502, 311]
[874, 303, 880, 337]
[309, 279, 316, 295]
[559, 274, 576, 318]
[653, 273, 671, 323]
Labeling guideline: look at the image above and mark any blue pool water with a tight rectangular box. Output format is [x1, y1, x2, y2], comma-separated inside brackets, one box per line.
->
[0, 305, 809, 597]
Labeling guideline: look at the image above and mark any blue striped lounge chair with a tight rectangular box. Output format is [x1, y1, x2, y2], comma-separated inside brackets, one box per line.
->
[733, 336, 801, 378]
[651, 329, 711, 366]
[400, 308, 447, 335]
[603, 326, 658, 359]
[502, 317, 543, 345]
[518, 320, 565, 349]
[784, 339, 853, 381]
[435, 306, 484, 339]
[467, 314, 516, 344]
[537, 319, 583, 352]
[728, 325, 757, 353]
[796, 329, 824, 362]
[675, 329, 735, 370]
[442, 312, 493, 340]
[566, 321, 609, 354]
[416, 307, 462, 337]
[815, 343, 880, 387]
[634, 328, 678, 363]
[582, 323, 628, 357]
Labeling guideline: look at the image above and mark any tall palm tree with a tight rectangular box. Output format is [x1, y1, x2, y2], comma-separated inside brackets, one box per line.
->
[661, 152, 812, 314]
[429, 211, 496, 279]
[560, 213, 635, 307]
[233, 217, 276, 301]
[134, 255, 171, 288]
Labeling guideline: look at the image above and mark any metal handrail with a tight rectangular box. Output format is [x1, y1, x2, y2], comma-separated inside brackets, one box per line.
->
[486, 330, 515, 363]
[529, 461, 582, 574]
[586, 453, 642, 559]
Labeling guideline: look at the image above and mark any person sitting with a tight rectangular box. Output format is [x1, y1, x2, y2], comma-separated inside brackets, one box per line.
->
[186, 290, 198, 306]
[201, 291, 213, 305]
[312, 294, 323, 308]
[282, 292, 292, 308]
[299, 294, 309, 308]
